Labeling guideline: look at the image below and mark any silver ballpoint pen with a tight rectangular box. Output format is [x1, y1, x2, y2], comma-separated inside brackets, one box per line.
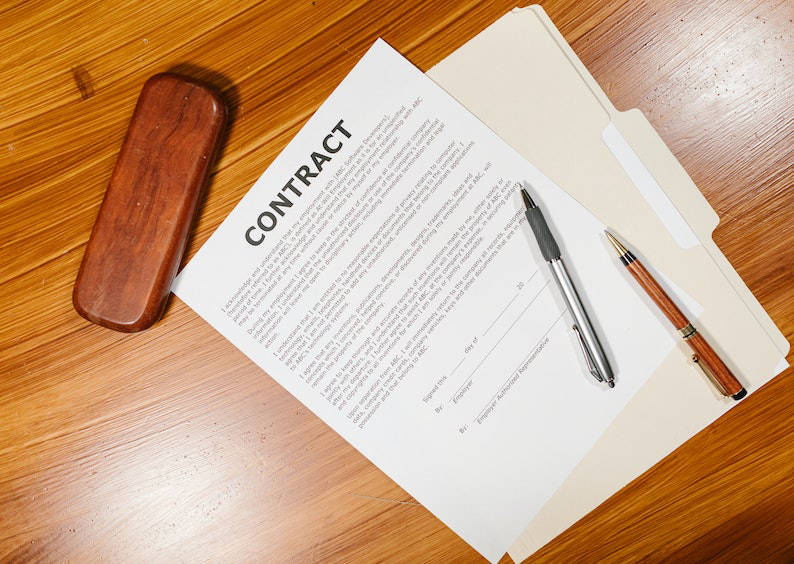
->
[520, 184, 615, 387]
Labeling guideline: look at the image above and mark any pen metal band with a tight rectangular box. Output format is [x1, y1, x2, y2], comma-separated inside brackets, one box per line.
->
[679, 323, 697, 340]
[618, 251, 636, 266]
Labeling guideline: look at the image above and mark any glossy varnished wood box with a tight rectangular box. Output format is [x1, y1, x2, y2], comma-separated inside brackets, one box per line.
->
[73, 73, 227, 332]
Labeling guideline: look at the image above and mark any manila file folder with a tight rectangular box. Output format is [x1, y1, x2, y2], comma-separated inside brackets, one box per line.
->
[426, 6, 789, 560]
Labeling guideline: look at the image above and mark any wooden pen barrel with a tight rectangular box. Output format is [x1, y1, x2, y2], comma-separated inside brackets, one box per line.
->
[625, 258, 688, 328]
[626, 257, 744, 398]
[686, 332, 744, 397]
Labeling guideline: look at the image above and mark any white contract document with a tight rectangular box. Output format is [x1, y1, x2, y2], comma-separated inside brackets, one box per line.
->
[173, 39, 674, 562]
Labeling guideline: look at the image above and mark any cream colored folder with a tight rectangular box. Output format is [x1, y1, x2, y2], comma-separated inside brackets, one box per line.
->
[427, 6, 789, 561]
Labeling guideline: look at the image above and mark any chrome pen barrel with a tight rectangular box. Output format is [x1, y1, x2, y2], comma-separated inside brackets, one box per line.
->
[549, 258, 614, 386]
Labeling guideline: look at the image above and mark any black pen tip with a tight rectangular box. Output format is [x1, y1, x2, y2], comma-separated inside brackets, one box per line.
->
[520, 185, 535, 209]
[732, 388, 747, 401]
[608, 380, 615, 388]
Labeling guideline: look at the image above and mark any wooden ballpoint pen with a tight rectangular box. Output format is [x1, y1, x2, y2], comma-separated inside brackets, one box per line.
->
[604, 230, 746, 400]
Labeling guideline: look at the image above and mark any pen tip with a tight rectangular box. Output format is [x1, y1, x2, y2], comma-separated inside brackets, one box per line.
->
[604, 230, 628, 256]
[608, 380, 615, 388]
[519, 184, 535, 209]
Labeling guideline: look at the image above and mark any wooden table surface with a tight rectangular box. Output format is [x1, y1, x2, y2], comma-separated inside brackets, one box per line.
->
[2, 0, 792, 561]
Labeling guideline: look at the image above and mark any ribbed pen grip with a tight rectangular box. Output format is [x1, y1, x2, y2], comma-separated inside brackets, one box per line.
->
[524, 207, 561, 260]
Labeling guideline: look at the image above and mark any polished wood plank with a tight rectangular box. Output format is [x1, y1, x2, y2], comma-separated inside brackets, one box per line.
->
[1, 0, 791, 561]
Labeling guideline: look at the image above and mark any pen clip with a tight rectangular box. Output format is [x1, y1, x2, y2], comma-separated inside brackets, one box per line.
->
[573, 324, 603, 382]
[691, 355, 729, 397]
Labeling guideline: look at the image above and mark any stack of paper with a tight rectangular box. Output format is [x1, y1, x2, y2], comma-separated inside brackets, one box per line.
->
[173, 6, 788, 562]
[427, 7, 788, 560]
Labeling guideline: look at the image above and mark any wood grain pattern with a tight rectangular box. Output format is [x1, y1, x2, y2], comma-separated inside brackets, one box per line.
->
[73, 73, 227, 332]
[1, 0, 792, 562]
[688, 332, 744, 398]
[624, 257, 745, 398]
[625, 258, 690, 330]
